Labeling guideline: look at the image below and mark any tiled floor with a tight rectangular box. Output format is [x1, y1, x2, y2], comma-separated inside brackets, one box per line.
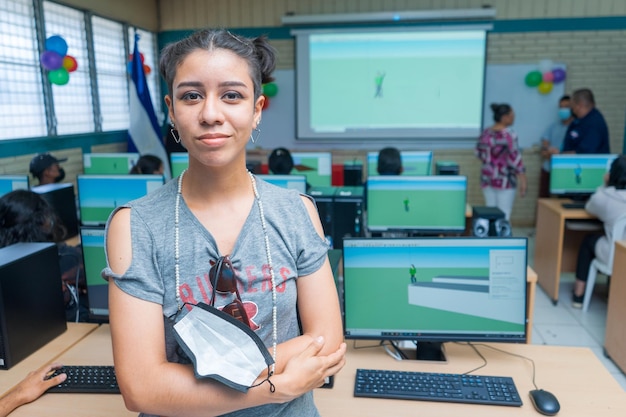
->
[518, 227, 626, 391]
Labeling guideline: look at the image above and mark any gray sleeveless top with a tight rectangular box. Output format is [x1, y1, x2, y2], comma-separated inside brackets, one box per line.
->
[103, 176, 329, 417]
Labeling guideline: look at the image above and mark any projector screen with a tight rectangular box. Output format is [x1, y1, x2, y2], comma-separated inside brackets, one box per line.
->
[294, 26, 488, 140]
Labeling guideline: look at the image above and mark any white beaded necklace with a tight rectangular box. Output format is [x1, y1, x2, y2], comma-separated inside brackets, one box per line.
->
[174, 169, 278, 375]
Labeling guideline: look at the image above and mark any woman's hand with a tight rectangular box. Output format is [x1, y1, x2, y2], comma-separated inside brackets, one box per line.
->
[270, 336, 346, 402]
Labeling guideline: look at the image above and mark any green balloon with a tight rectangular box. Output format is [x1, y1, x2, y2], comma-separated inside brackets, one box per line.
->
[263, 82, 278, 97]
[524, 71, 542, 87]
[48, 68, 69, 85]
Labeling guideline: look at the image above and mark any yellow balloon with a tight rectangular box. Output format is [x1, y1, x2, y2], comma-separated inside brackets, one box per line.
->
[538, 81, 553, 94]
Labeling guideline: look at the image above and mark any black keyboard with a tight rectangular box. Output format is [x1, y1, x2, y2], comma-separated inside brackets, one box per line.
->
[354, 368, 522, 407]
[46, 365, 120, 394]
[562, 202, 586, 209]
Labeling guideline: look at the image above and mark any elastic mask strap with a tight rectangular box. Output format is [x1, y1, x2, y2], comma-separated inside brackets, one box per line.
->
[249, 365, 275, 392]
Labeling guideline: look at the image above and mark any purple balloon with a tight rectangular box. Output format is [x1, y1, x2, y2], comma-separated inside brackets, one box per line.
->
[40, 51, 63, 70]
[552, 68, 566, 83]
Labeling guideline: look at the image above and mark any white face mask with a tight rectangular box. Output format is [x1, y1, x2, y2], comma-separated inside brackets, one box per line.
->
[173, 302, 275, 392]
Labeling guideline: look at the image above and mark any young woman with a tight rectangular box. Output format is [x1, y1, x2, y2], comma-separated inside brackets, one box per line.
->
[572, 155, 626, 307]
[104, 29, 346, 417]
[475, 103, 527, 221]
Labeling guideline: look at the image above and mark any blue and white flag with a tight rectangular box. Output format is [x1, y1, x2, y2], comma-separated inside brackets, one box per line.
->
[128, 33, 171, 179]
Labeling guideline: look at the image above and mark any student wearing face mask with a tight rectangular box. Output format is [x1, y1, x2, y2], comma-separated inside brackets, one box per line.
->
[539, 95, 574, 198]
[562, 88, 610, 154]
[29, 153, 67, 186]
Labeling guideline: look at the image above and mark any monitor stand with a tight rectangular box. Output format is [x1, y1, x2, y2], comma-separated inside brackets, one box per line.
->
[390, 341, 447, 362]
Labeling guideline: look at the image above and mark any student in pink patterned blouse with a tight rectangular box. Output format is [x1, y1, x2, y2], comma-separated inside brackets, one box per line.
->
[475, 103, 527, 221]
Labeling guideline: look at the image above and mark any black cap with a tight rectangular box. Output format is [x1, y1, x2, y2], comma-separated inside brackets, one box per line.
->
[29, 153, 68, 177]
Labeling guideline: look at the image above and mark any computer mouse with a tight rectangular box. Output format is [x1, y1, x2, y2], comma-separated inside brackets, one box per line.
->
[529, 389, 560, 415]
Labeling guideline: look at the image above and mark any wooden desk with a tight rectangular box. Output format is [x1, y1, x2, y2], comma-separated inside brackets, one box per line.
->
[534, 198, 596, 303]
[9, 325, 134, 417]
[0, 323, 97, 395]
[605, 240, 626, 374]
[315, 341, 626, 416]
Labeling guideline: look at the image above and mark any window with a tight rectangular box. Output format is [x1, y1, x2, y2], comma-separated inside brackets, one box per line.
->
[0, 0, 160, 141]
[93, 16, 128, 131]
[0, 0, 47, 139]
[43, 1, 94, 135]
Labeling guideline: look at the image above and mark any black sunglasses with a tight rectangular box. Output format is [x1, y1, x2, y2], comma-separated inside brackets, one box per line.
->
[209, 255, 252, 328]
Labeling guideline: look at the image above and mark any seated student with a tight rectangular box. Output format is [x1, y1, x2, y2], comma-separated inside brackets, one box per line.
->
[29, 153, 67, 186]
[268, 147, 312, 193]
[129, 154, 164, 175]
[572, 155, 626, 308]
[0, 190, 88, 321]
[0, 362, 67, 417]
[268, 147, 294, 174]
[377, 147, 403, 175]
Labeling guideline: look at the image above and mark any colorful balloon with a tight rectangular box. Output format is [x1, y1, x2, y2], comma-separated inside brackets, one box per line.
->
[552, 68, 566, 83]
[40, 50, 63, 70]
[62, 55, 78, 72]
[262, 82, 278, 97]
[45, 35, 68, 57]
[48, 68, 69, 85]
[143, 64, 151, 75]
[542, 71, 554, 83]
[524, 71, 542, 87]
[537, 81, 553, 95]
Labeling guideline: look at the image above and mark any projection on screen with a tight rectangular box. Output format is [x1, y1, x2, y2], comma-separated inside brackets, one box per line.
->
[294, 28, 487, 140]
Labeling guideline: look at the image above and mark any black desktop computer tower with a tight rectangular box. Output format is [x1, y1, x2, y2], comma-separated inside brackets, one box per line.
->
[310, 186, 364, 250]
[343, 165, 364, 186]
[309, 186, 335, 247]
[472, 206, 511, 237]
[436, 161, 460, 176]
[332, 186, 364, 249]
[32, 182, 79, 239]
[0, 242, 67, 369]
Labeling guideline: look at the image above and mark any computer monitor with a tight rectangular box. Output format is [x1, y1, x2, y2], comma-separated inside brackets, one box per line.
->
[83, 153, 140, 174]
[549, 154, 618, 200]
[0, 175, 29, 197]
[343, 237, 528, 361]
[77, 174, 165, 226]
[31, 182, 79, 239]
[80, 227, 109, 322]
[366, 175, 467, 234]
[170, 152, 189, 178]
[256, 174, 307, 194]
[290, 152, 332, 187]
[367, 151, 433, 176]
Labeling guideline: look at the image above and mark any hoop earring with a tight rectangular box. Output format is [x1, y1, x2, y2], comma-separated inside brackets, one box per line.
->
[250, 127, 261, 144]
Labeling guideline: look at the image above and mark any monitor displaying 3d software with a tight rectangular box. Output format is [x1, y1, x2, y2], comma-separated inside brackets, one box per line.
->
[367, 151, 433, 176]
[0, 175, 29, 197]
[342, 237, 527, 360]
[83, 153, 140, 175]
[549, 154, 618, 199]
[80, 227, 109, 321]
[170, 152, 189, 178]
[77, 175, 165, 225]
[256, 174, 307, 194]
[366, 175, 466, 233]
[289, 152, 332, 187]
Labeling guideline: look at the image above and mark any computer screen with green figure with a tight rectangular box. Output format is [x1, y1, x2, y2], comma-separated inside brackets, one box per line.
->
[550, 154, 617, 199]
[83, 153, 140, 174]
[366, 175, 466, 233]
